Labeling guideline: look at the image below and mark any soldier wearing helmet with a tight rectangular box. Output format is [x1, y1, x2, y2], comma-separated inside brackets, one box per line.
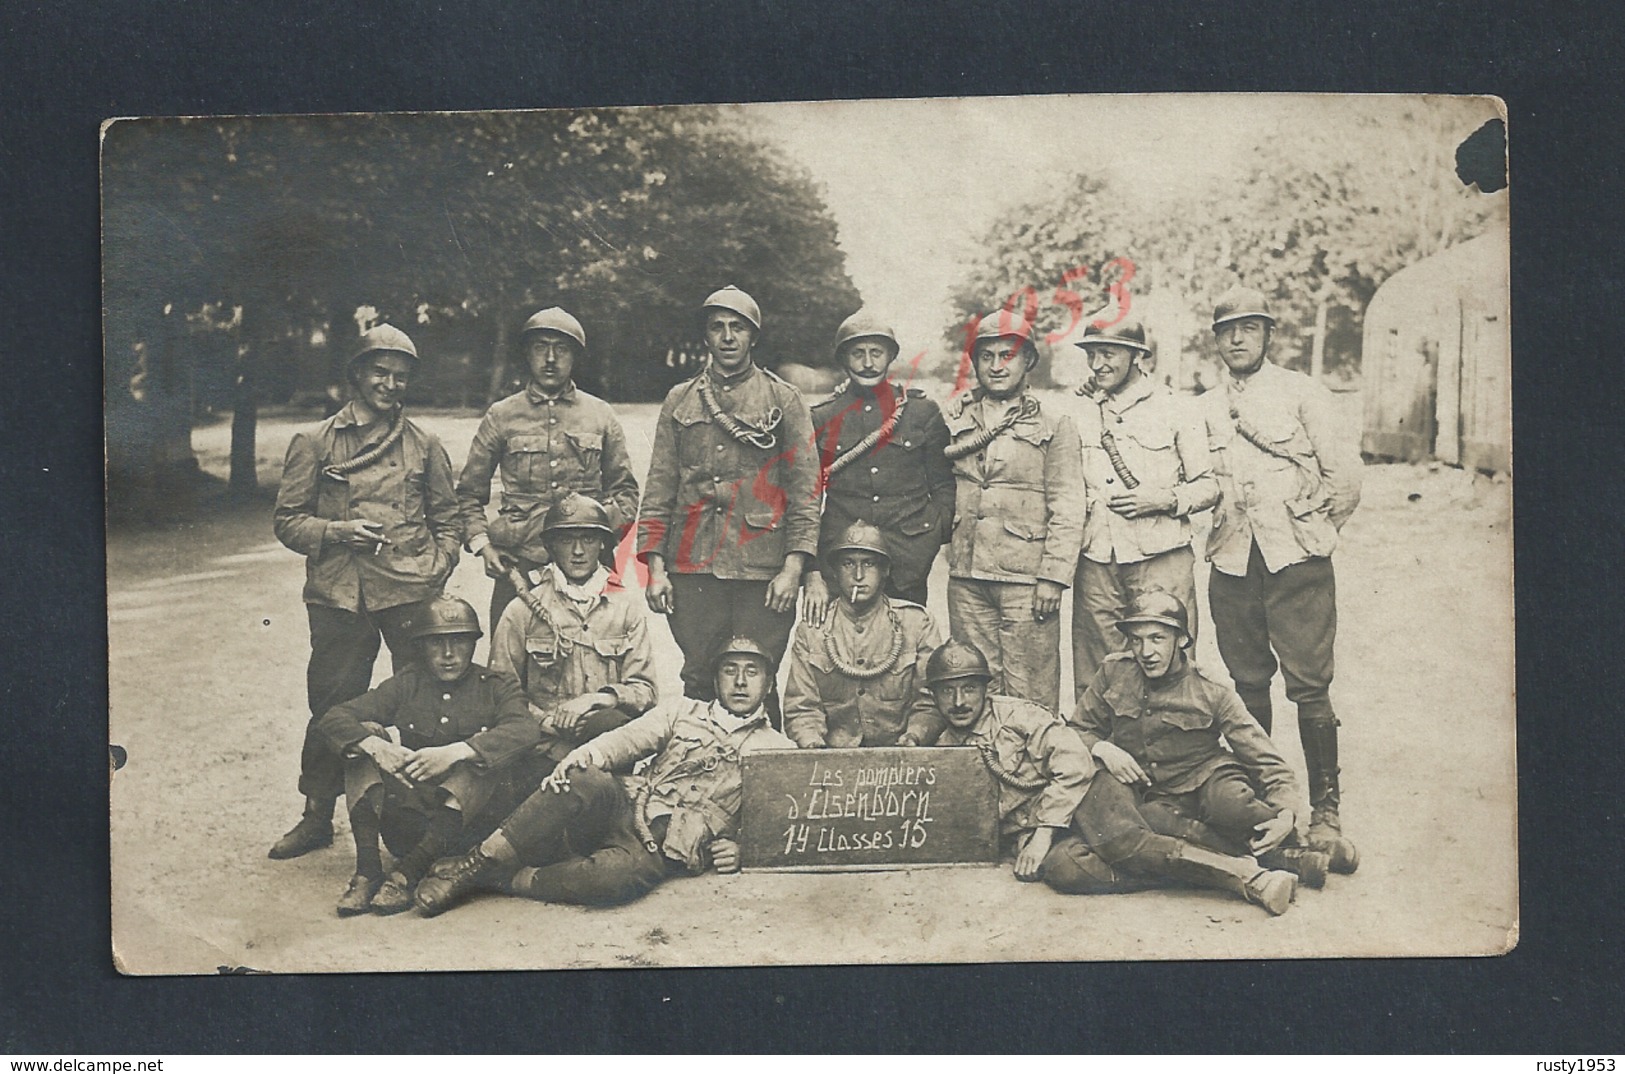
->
[1200, 285, 1363, 870]
[1068, 592, 1336, 888]
[802, 310, 955, 618]
[414, 637, 794, 915]
[941, 309, 1085, 711]
[315, 596, 538, 916]
[487, 493, 657, 783]
[928, 639, 1299, 914]
[457, 306, 640, 630]
[635, 285, 820, 723]
[270, 324, 463, 861]
[1069, 316, 1218, 694]
[782, 522, 945, 749]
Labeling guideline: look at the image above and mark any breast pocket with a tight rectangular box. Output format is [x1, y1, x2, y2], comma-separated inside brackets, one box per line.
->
[524, 634, 565, 697]
[505, 434, 552, 491]
[739, 509, 785, 570]
[561, 430, 603, 489]
[990, 517, 1046, 576]
[590, 633, 633, 680]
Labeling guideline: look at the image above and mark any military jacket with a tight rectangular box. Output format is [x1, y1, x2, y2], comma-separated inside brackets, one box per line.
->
[487, 569, 658, 760]
[638, 363, 820, 580]
[456, 381, 640, 563]
[811, 380, 955, 586]
[318, 662, 539, 770]
[937, 695, 1094, 836]
[1201, 361, 1362, 575]
[1070, 652, 1297, 811]
[273, 403, 462, 613]
[944, 391, 1085, 586]
[580, 698, 794, 871]
[782, 597, 944, 749]
[1075, 379, 1219, 564]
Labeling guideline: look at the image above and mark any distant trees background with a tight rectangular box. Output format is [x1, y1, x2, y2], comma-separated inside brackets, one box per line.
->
[943, 98, 1507, 391]
[102, 107, 860, 504]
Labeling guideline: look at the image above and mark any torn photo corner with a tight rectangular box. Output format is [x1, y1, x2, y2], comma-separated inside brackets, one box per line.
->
[104, 92, 1512, 974]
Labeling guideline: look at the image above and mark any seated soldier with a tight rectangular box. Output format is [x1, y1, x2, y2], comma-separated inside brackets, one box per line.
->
[413, 637, 794, 915]
[487, 494, 656, 791]
[782, 522, 944, 749]
[317, 595, 539, 916]
[1070, 592, 1338, 885]
[925, 638, 1298, 915]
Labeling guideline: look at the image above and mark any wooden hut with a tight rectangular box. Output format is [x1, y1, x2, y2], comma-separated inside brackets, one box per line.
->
[1360, 231, 1510, 473]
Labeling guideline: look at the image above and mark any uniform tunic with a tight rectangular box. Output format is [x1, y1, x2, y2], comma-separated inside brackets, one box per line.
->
[810, 380, 954, 600]
[274, 402, 462, 613]
[487, 568, 658, 762]
[576, 698, 795, 871]
[456, 381, 640, 565]
[937, 695, 1094, 837]
[318, 662, 539, 769]
[782, 597, 944, 748]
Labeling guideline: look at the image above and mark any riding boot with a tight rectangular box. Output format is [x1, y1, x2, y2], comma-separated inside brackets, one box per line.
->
[269, 796, 336, 859]
[1299, 715, 1359, 874]
[1131, 834, 1296, 916]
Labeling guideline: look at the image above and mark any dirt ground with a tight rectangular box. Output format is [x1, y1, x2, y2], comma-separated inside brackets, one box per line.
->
[108, 398, 1517, 974]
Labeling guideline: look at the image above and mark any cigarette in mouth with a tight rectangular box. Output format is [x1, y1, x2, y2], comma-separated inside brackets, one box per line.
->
[851, 584, 860, 604]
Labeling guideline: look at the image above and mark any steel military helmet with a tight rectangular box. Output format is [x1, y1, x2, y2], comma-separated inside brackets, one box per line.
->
[348, 323, 419, 371]
[826, 520, 892, 564]
[702, 285, 762, 332]
[1075, 317, 1153, 355]
[924, 639, 994, 687]
[540, 493, 615, 541]
[1211, 286, 1277, 330]
[1115, 590, 1193, 647]
[833, 309, 899, 357]
[521, 306, 587, 350]
[714, 636, 773, 670]
[973, 309, 1040, 368]
[409, 595, 484, 641]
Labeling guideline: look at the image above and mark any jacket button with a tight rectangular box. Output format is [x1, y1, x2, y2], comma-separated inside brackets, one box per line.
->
[440, 716, 449, 724]
[442, 693, 451, 701]
[872, 495, 880, 502]
[716, 444, 725, 452]
[870, 466, 879, 474]
[1107, 477, 1115, 484]
[857, 688, 866, 696]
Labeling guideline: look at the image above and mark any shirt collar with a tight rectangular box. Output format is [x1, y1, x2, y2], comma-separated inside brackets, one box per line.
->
[526, 380, 578, 406]
[333, 401, 385, 430]
[546, 563, 610, 606]
[1106, 376, 1156, 413]
[705, 700, 766, 733]
[1226, 358, 1279, 393]
[707, 360, 759, 389]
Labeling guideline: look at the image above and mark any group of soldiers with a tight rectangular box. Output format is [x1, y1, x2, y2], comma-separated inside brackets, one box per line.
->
[268, 280, 1362, 921]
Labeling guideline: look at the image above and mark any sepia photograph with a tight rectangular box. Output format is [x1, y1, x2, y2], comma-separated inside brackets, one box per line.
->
[102, 92, 1513, 974]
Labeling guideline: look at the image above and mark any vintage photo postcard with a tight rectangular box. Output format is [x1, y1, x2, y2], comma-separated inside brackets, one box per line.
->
[104, 93, 1512, 974]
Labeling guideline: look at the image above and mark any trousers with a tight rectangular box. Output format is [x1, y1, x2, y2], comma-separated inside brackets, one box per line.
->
[497, 766, 676, 907]
[1208, 540, 1338, 732]
[299, 600, 420, 800]
[1136, 768, 1276, 856]
[667, 573, 795, 720]
[343, 757, 493, 857]
[947, 577, 1061, 711]
[1072, 546, 1198, 698]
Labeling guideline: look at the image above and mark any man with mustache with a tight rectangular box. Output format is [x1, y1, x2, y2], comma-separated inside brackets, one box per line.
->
[316, 596, 538, 915]
[413, 638, 794, 914]
[487, 494, 656, 789]
[1201, 286, 1363, 870]
[269, 324, 462, 860]
[1070, 318, 1217, 691]
[456, 307, 640, 630]
[637, 286, 820, 724]
[942, 311, 1085, 710]
[1070, 592, 1333, 888]
[782, 522, 944, 749]
[927, 638, 1298, 914]
[803, 310, 954, 619]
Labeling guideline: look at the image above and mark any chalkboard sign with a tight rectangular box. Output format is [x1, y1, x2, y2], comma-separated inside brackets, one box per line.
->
[739, 747, 1000, 871]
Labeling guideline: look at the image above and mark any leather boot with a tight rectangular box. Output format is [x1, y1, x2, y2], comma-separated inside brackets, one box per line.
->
[1140, 836, 1296, 916]
[335, 873, 381, 916]
[414, 847, 504, 917]
[1300, 718, 1359, 874]
[268, 796, 335, 859]
[370, 871, 416, 915]
[1258, 844, 1331, 889]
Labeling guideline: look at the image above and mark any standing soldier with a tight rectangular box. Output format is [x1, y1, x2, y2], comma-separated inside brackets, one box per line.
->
[803, 309, 954, 618]
[487, 494, 657, 785]
[783, 522, 944, 749]
[456, 307, 640, 631]
[269, 324, 462, 859]
[1202, 286, 1363, 869]
[943, 311, 1085, 711]
[1070, 318, 1218, 693]
[636, 286, 820, 721]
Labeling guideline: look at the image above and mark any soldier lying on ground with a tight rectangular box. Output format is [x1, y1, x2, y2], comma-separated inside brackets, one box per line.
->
[1070, 592, 1337, 888]
[924, 638, 1299, 914]
[413, 637, 794, 915]
[486, 494, 656, 799]
[783, 521, 943, 749]
[316, 596, 539, 916]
